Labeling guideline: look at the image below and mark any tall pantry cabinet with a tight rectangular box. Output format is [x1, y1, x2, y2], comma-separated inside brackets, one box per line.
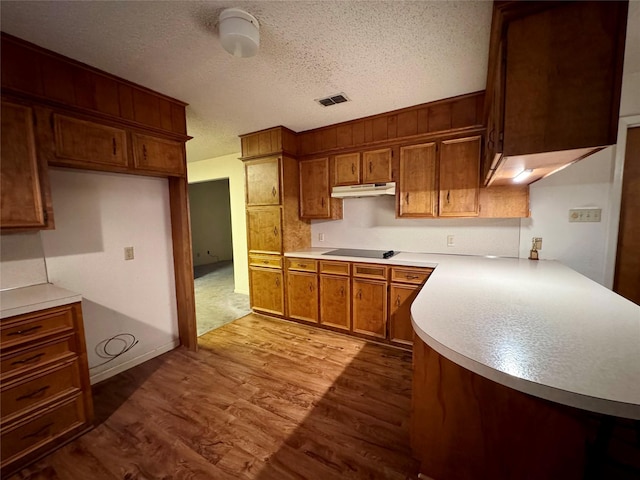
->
[241, 127, 311, 317]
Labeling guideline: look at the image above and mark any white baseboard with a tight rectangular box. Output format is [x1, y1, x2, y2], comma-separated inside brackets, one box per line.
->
[89, 339, 180, 385]
[234, 288, 249, 295]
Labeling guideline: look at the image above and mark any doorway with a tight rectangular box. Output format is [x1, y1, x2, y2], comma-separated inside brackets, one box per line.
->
[188, 179, 251, 335]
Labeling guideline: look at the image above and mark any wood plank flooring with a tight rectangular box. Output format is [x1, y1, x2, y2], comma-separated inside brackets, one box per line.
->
[10, 314, 419, 479]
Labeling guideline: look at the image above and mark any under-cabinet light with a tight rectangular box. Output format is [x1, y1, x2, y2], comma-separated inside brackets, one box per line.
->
[513, 169, 534, 183]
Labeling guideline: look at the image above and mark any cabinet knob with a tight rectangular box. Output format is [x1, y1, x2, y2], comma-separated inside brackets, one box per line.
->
[340, 286, 345, 297]
[309, 283, 314, 292]
[272, 186, 277, 197]
[273, 226, 278, 236]
[321, 197, 325, 208]
[112, 138, 117, 155]
[357, 289, 362, 299]
[351, 163, 355, 174]
[396, 295, 401, 306]
[405, 192, 410, 205]
[275, 277, 280, 287]
[447, 190, 450, 204]
[369, 161, 373, 173]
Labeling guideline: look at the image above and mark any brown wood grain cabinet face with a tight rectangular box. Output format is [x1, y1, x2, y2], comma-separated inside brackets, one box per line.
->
[333, 152, 361, 186]
[483, 2, 628, 185]
[249, 267, 284, 316]
[352, 278, 388, 339]
[287, 271, 319, 323]
[246, 206, 282, 254]
[131, 133, 185, 176]
[398, 143, 438, 218]
[299, 158, 332, 219]
[389, 284, 420, 346]
[0, 303, 93, 477]
[439, 136, 481, 217]
[0, 101, 49, 229]
[362, 148, 393, 183]
[319, 275, 351, 331]
[245, 157, 281, 206]
[53, 114, 128, 168]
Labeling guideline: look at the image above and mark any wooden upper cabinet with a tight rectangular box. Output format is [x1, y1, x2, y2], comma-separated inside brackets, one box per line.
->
[247, 206, 282, 254]
[398, 143, 437, 218]
[131, 133, 185, 176]
[334, 152, 361, 186]
[439, 136, 481, 217]
[0, 102, 48, 229]
[362, 148, 393, 183]
[240, 127, 297, 159]
[52, 114, 128, 168]
[245, 157, 281, 206]
[299, 158, 331, 219]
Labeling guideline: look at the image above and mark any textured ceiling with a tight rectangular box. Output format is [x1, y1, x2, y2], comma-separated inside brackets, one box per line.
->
[0, 1, 493, 162]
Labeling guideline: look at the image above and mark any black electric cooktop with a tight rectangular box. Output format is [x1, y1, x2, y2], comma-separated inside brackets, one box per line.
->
[322, 249, 398, 259]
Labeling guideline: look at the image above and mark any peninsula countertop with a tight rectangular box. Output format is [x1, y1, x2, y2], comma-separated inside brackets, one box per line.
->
[285, 248, 640, 419]
[0, 283, 82, 319]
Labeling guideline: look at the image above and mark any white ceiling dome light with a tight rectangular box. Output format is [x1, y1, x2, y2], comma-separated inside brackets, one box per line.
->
[218, 8, 260, 58]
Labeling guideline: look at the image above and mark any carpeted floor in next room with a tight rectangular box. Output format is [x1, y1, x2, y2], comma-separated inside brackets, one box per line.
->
[194, 260, 252, 336]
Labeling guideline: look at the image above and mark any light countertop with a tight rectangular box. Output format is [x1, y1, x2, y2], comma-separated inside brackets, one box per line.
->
[285, 249, 640, 419]
[1, 283, 82, 319]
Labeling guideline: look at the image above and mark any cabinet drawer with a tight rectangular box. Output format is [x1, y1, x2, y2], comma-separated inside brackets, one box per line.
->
[1, 306, 75, 349]
[1, 334, 76, 380]
[249, 254, 282, 269]
[390, 267, 433, 285]
[1, 394, 86, 466]
[319, 261, 350, 276]
[1, 360, 80, 420]
[286, 258, 317, 272]
[353, 263, 388, 280]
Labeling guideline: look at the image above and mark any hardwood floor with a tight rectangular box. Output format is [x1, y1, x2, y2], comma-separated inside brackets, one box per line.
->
[9, 314, 419, 479]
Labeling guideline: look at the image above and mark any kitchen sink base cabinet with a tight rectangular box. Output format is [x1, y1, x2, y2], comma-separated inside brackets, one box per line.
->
[0, 302, 93, 478]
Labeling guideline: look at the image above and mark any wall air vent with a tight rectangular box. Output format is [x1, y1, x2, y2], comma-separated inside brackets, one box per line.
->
[315, 93, 350, 107]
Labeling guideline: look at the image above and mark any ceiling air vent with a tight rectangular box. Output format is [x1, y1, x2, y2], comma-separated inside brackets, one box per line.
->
[316, 93, 350, 107]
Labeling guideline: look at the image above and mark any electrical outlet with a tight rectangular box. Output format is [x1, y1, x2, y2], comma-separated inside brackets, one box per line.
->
[533, 237, 542, 250]
[319, 233, 325, 242]
[569, 208, 602, 222]
[447, 235, 454, 247]
[124, 246, 134, 260]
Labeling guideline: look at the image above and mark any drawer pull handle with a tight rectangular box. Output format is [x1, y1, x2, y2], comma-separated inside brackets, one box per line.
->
[396, 295, 401, 307]
[8, 325, 43, 337]
[321, 197, 325, 208]
[405, 275, 419, 280]
[447, 190, 450, 204]
[272, 186, 277, 197]
[273, 226, 278, 236]
[275, 277, 280, 287]
[298, 263, 307, 268]
[143, 144, 148, 161]
[263, 260, 269, 264]
[351, 163, 355, 174]
[17, 385, 50, 401]
[11, 353, 45, 366]
[112, 138, 117, 155]
[369, 161, 373, 173]
[405, 192, 410, 205]
[340, 286, 345, 297]
[309, 283, 314, 292]
[357, 289, 362, 300]
[21, 423, 53, 441]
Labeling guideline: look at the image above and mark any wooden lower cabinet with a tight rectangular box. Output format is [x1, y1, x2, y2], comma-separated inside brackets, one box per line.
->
[287, 271, 318, 323]
[0, 302, 93, 476]
[352, 278, 388, 339]
[249, 267, 284, 316]
[389, 284, 420, 345]
[319, 275, 350, 331]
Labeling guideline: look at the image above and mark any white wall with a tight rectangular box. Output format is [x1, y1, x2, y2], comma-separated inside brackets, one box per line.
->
[41, 168, 179, 384]
[519, 148, 615, 284]
[311, 196, 521, 257]
[189, 179, 233, 266]
[0, 232, 47, 290]
[188, 152, 248, 295]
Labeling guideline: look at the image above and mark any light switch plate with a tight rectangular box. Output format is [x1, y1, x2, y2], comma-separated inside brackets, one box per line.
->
[124, 246, 134, 260]
[569, 208, 602, 223]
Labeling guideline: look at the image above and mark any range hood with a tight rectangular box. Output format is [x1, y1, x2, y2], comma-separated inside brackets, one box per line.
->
[331, 182, 396, 198]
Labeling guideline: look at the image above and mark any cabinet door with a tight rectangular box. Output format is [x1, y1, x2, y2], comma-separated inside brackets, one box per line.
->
[334, 152, 360, 186]
[439, 136, 481, 217]
[247, 206, 282, 254]
[245, 157, 281, 206]
[362, 148, 392, 183]
[299, 158, 331, 219]
[352, 278, 387, 339]
[389, 284, 420, 346]
[1, 102, 46, 228]
[287, 271, 318, 323]
[319, 275, 350, 331]
[398, 143, 437, 217]
[131, 133, 185, 176]
[249, 267, 284, 316]
[53, 114, 128, 168]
